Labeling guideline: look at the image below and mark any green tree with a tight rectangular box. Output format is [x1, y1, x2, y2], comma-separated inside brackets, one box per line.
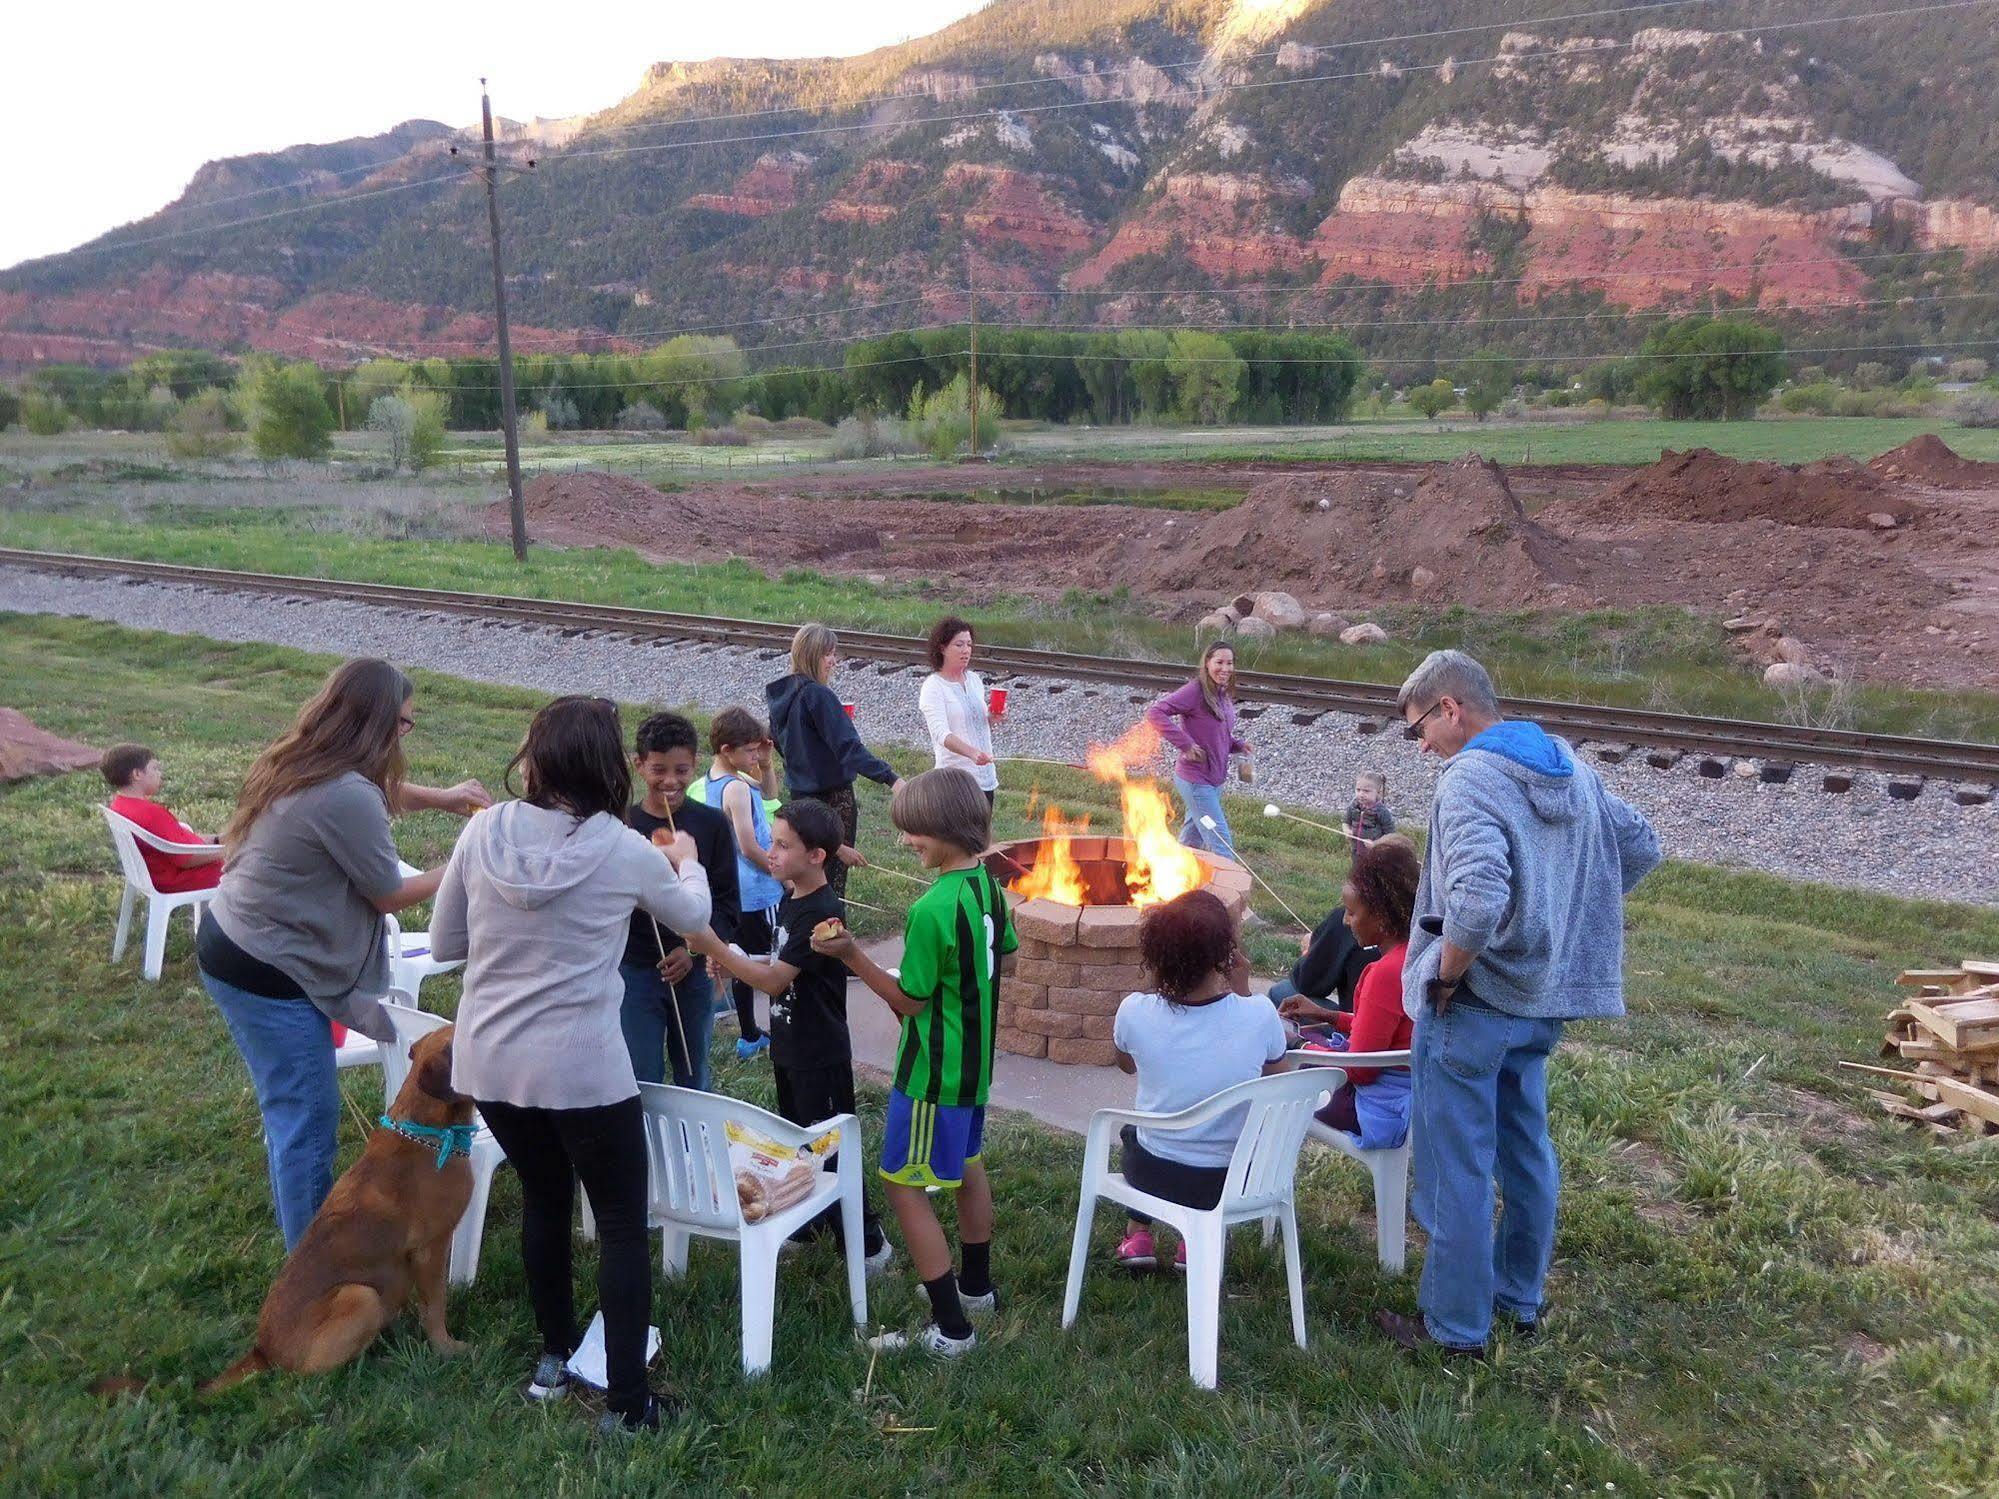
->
[243, 359, 336, 460]
[1634, 316, 1785, 420]
[907, 372, 1003, 458]
[1461, 352, 1515, 422]
[165, 390, 241, 459]
[1166, 330, 1243, 425]
[21, 393, 70, 435]
[0, 388, 19, 430]
[1406, 378, 1456, 419]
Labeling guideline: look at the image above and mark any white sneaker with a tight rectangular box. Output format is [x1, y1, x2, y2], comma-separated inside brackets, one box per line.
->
[867, 1325, 977, 1358]
[958, 1287, 997, 1320]
[864, 1239, 895, 1278]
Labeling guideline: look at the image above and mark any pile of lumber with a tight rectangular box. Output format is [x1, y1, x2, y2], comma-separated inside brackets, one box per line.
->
[1846, 961, 1999, 1137]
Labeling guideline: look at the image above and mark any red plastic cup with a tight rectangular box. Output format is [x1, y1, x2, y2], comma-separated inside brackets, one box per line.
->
[841, 701, 856, 719]
[987, 686, 1009, 719]
[331, 1021, 349, 1049]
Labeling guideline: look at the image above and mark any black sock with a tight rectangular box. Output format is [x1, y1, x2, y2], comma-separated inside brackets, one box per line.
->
[958, 1240, 992, 1298]
[923, 1271, 974, 1339]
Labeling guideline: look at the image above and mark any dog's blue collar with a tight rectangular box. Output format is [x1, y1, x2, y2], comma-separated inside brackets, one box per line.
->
[379, 1113, 477, 1170]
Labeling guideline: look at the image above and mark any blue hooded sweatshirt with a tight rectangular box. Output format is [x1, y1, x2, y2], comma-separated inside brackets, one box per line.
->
[764, 674, 899, 799]
[1403, 719, 1661, 1022]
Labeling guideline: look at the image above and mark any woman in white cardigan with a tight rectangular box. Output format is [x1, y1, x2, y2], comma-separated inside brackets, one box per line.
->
[434, 695, 710, 1436]
[916, 615, 998, 805]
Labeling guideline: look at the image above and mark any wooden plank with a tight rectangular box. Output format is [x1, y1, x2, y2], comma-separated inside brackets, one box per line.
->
[1896, 969, 1968, 987]
[1905, 997, 1999, 1052]
[1959, 959, 1999, 978]
[1929, 1077, 1999, 1128]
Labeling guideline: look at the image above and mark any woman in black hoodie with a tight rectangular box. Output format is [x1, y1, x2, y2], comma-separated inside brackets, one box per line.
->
[765, 623, 901, 900]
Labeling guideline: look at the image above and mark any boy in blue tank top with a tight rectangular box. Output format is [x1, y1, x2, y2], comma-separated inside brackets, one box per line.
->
[700, 707, 785, 1060]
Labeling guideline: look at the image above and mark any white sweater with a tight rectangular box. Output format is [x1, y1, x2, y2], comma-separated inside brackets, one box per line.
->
[917, 670, 998, 790]
[435, 801, 711, 1109]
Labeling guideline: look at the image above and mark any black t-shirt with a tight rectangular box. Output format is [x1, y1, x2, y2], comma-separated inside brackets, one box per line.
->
[622, 798, 740, 968]
[768, 884, 852, 1068]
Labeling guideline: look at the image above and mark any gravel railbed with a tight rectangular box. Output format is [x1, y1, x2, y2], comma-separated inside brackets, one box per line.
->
[5, 564, 1994, 908]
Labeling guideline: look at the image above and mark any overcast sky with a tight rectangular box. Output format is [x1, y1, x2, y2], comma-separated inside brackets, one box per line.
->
[0, 0, 987, 271]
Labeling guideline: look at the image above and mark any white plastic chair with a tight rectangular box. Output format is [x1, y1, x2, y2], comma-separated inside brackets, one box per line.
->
[636, 1081, 868, 1377]
[379, 1001, 508, 1287]
[1289, 1048, 1415, 1275]
[1062, 1068, 1330, 1389]
[382, 911, 463, 1006]
[100, 805, 215, 981]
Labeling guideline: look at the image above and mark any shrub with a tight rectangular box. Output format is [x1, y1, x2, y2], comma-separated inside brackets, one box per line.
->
[1851, 361, 1890, 391]
[828, 411, 916, 459]
[615, 401, 668, 431]
[0, 389, 19, 430]
[773, 415, 833, 437]
[693, 425, 750, 447]
[730, 410, 774, 433]
[908, 373, 1004, 458]
[1947, 358, 1989, 384]
[1777, 382, 1838, 416]
[243, 359, 335, 461]
[164, 390, 240, 459]
[1406, 378, 1456, 419]
[1953, 389, 1999, 428]
[536, 393, 581, 430]
[22, 394, 70, 436]
[521, 409, 550, 438]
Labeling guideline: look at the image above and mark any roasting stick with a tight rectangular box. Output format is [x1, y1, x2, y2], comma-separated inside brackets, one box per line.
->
[647, 806, 694, 1078]
[1002, 756, 1088, 772]
[866, 865, 932, 889]
[1198, 815, 1311, 930]
[1263, 802, 1365, 843]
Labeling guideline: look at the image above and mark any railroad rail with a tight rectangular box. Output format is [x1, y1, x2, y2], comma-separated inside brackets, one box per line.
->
[4, 546, 1994, 787]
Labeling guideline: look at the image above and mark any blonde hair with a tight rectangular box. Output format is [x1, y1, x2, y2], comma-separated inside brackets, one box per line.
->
[790, 623, 838, 684]
[891, 767, 991, 857]
[226, 658, 409, 851]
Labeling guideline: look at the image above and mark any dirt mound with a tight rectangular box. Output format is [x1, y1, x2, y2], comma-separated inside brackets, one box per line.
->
[0, 708, 98, 784]
[1131, 454, 1576, 609]
[520, 470, 708, 539]
[1868, 434, 1999, 487]
[1552, 448, 1910, 530]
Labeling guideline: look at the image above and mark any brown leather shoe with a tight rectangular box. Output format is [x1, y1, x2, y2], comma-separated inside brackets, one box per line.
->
[1372, 1308, 1486, 1361]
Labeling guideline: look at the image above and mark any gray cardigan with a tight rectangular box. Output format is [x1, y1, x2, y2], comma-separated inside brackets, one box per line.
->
[436, 800, 711, 1109]
[1403, 724, 1661, 1022]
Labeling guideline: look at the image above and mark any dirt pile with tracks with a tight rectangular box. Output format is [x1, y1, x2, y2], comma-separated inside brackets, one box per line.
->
[1132, 454, 1580, 609]
[1546, 448, 1910, 530]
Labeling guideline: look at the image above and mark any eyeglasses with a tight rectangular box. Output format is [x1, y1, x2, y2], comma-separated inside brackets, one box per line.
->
[1402, 701, 1443, 742]
[397, 714, 416, 734]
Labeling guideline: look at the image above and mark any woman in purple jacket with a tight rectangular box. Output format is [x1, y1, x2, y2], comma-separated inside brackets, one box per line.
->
[1143, 641, 1252, 858]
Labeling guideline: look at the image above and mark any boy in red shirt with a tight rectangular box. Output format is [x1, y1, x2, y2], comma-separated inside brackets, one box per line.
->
[102, 743, 224, 893]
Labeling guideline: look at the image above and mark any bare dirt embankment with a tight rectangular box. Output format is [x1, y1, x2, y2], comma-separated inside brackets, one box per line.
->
[497, 440, 1999, 691]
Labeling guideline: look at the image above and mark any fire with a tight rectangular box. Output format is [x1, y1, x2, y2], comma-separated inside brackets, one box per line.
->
[1013, 804, 1091, 905]
[1015, 721, 1206, 909]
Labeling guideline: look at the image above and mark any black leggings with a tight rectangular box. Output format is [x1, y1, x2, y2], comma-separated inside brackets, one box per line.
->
[821, 783, 858, 903]
[733, 906, 773, 1042]
[1120, 1124, 1230, 1227]
[478, 1095, 652, 1417]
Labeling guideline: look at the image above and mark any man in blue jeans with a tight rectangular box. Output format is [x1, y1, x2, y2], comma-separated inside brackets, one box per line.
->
[1377, 650, 1660, 1358]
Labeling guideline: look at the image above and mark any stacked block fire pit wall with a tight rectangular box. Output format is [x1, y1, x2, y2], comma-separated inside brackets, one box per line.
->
[985, 835, 1254, 1067]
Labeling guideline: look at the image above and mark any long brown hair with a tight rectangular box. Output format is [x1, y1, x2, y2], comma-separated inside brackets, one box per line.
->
[1194, 640, 1236, 717]
[225, 658, 410, 850]
[506, 696, 631, 821]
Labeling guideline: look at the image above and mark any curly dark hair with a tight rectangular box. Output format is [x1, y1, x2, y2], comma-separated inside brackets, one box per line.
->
[1138, 888, 1239, 1003]
[1346, 835, 1420, 943]
[925, 615, 976, 671]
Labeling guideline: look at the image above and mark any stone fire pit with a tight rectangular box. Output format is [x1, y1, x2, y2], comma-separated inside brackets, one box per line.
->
[985, 835, 1255, 1066]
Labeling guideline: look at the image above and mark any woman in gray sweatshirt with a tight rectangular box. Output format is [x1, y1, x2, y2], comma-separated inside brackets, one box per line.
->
[433, 695, 710, 1435]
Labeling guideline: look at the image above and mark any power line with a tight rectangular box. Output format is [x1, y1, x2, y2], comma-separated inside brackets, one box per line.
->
[398, 349, 956, 395]
[542, 0, 1997, 168]
[496, 292, 957, 350]
[985, 336, 1998, 366]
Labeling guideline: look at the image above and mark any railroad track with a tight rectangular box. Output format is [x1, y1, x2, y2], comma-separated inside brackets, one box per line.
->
[4, 546, 1995, 788]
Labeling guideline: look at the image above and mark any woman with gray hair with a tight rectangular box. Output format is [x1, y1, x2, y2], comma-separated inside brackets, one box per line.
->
[765, 623, 902, 900]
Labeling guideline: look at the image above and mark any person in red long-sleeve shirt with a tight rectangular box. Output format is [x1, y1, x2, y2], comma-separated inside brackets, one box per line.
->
[102, 743, 225, 894]
[1279, 836, 1420, 1142]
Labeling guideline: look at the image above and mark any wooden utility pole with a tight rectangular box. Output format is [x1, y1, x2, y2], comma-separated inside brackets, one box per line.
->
[480, 79, 529, 561]
[966, 249, 979, 460]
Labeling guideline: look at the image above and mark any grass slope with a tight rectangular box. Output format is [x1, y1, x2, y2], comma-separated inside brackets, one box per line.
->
[3, 615, 1997, 1494]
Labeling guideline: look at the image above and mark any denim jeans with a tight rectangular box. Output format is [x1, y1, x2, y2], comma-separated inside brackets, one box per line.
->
[201, 969, 341, 1251]
[1266, 977, 1299, 1005]
[1173, 776, 1237, 858]
[619, 960, 715, 1091]
[1411, 998, 1564, 1349]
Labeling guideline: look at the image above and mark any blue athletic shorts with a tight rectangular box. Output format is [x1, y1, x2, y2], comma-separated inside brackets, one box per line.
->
[880, 1090, 985, 1189]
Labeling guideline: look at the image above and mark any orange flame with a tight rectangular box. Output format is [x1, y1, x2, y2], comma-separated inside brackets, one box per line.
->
[1014, 720, 1206, 909]
[1013, 804, 1091, 905]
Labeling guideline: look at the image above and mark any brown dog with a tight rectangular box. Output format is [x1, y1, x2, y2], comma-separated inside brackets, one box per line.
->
[199, 1025, 476, 1392]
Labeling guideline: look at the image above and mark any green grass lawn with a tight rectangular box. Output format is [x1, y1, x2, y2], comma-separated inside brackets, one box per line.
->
[4, 615, 1998, 1495]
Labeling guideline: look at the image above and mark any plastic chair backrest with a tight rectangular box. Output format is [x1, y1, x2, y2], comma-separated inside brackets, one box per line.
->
[638, 1082, 822, 1232]
[381, 1000, 448, 1102]
[99, 806, 162, 895]
[1215, 1069, 1337, 1212]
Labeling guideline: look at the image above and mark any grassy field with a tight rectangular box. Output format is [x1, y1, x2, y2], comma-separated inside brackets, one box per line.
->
[4, 502, 1995, 746]
[4, 615, 1999, 1495]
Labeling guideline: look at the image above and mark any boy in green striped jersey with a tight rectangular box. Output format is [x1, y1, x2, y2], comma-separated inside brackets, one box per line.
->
[813, 767, 1015, 1356]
